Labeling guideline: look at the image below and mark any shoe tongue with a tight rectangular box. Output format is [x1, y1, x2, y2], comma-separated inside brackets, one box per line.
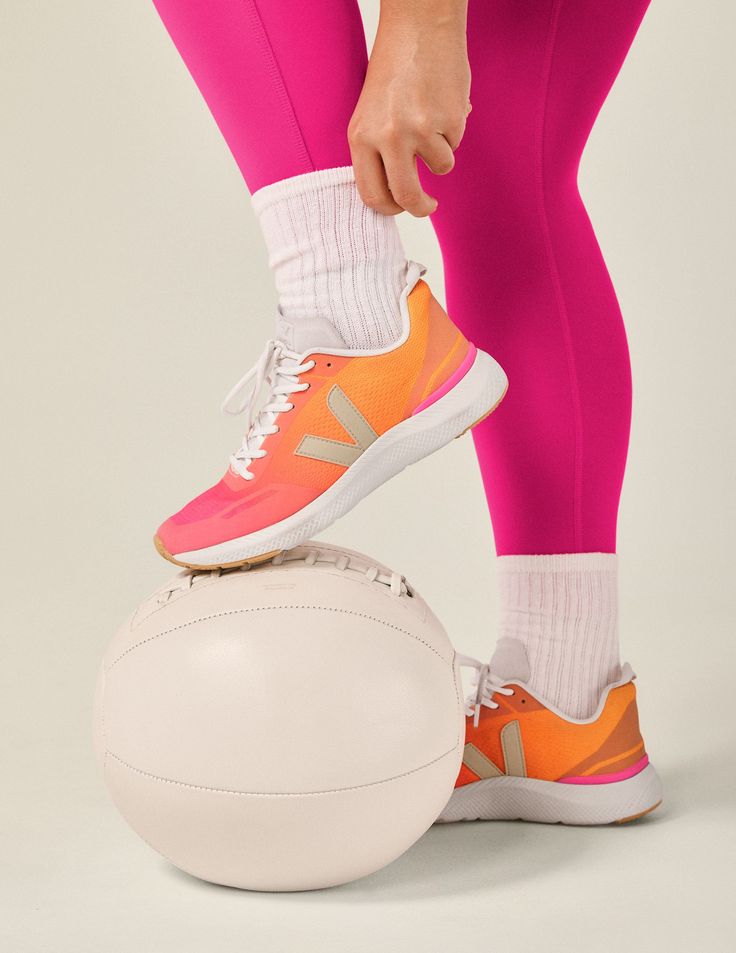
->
[275, 312, 347, 354]
[489, 638, 531, 684]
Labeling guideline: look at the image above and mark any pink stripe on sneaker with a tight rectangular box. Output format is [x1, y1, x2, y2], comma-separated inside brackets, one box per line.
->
[412, 344, 477, 415]
[559, 754, 649, 785]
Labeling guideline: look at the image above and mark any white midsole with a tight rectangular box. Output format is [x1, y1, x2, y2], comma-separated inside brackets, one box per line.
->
[175, 349, 507, 565]
[436, 764, 663, 826]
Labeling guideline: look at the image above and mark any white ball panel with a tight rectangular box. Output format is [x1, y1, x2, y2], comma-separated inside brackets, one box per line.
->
[103, 607, 460, 793]
[95, 544, 464, 890]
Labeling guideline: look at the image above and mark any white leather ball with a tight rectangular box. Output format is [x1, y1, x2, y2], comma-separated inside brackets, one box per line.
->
[94, 543, 463, 891]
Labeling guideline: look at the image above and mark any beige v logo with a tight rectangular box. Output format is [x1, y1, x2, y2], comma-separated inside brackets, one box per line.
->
[462, 720, 527, 779]
[295, 385, 378, 468]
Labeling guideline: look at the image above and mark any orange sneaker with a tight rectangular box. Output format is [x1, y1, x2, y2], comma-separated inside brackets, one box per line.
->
[438, 657, 663, 826]
[155, 263, 507, 569]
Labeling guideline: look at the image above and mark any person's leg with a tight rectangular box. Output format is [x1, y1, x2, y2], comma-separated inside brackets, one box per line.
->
[151, 0, 509, 569]
[151, 0, 405, 348]
[428, 0, 651, 717]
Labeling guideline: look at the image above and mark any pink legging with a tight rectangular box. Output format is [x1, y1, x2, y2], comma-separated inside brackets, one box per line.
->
[151, 0, 650, 556]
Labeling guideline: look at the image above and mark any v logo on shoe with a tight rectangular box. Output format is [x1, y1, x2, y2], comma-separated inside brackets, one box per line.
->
[462, 719, 528, 779]
[295, 385, 378, 467]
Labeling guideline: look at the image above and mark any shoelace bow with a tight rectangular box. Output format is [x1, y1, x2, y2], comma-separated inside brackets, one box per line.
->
[457, 653, 515, 727]
[220, 339, 315, 480]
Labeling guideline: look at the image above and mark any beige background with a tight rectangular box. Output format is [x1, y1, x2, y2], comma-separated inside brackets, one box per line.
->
[2, 0, 734, 950]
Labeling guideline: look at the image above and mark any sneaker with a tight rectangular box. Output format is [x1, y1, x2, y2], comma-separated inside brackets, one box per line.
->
[155, 263, 508, 569]
[438, 656, 663, 825]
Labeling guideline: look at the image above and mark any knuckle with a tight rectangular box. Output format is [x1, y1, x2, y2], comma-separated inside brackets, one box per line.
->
[360, 191, 384, 209]
[379, 122, 402, 145]
[394, 188, 421, 208]
[348, 123, 367, 146]
[414, 115, 434, 138]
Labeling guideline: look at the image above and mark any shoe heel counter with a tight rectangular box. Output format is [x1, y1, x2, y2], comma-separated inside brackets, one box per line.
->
[559, 683, 648, 784]
[596, 682, 648, 775]
[405, 285, 474, 415]
[614, 680, 647, 761]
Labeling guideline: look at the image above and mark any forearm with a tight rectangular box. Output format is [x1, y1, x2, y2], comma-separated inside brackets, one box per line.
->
[378, 0, 468, 31]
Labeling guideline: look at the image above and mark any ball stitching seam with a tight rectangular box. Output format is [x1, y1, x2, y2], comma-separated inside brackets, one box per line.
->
[105, 746, 458, 797]
[108, 605, 450, 670]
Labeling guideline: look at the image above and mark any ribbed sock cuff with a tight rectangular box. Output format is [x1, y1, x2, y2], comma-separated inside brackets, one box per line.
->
[497, 553, 618, 574]
[496, 551, 620, 718]
[251, 166, 356, 214]
[251, 166, 406, 350]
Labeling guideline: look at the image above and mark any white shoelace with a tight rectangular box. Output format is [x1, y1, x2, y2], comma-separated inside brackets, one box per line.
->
[271, 548, 409, 595]
[457, 654, 515, 727]
[157, 569, 219, 604]
[157, 546, 411, 603]
[221, 340, 315, 480]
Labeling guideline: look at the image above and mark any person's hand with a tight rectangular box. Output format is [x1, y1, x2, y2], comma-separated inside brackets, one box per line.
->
[348, 3, 471, 217]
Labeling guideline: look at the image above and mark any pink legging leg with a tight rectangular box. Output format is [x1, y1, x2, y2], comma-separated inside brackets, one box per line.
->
[429, 0, 650, 554]
[151, 0, 650, 555]
[151, 0, 366, 191]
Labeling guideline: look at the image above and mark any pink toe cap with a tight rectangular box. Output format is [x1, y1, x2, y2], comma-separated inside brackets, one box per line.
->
[157, 478, 322, 556]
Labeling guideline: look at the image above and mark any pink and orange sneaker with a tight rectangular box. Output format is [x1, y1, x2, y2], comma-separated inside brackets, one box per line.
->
[155, 264, 507, 569]
[438, 657, 663, 826]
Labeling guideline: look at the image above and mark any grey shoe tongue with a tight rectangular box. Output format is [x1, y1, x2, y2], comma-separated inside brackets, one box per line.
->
[489, 638, 531, 684]
[275, 312, 347, 354]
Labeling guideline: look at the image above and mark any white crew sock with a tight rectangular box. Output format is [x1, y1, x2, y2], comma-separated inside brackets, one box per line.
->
[492, 553, 621, 719]
[252, 167, 407, 351]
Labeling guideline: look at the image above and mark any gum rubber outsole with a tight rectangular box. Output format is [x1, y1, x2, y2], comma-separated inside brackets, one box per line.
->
[153, 534, 282, 571]
[614, 799, 662, 824]
[457, 385, 507, 438]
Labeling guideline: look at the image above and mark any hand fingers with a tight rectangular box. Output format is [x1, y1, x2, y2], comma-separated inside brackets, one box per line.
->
[418, 133, 456, 176]
[382, 149, 437, 218]
[442, 116, 468, 152]
[351, 141, 403, 215]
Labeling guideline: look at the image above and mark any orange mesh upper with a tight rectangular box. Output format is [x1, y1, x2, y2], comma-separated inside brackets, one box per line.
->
[458, 680, 646, 786]
[249, 279, 470, 494]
